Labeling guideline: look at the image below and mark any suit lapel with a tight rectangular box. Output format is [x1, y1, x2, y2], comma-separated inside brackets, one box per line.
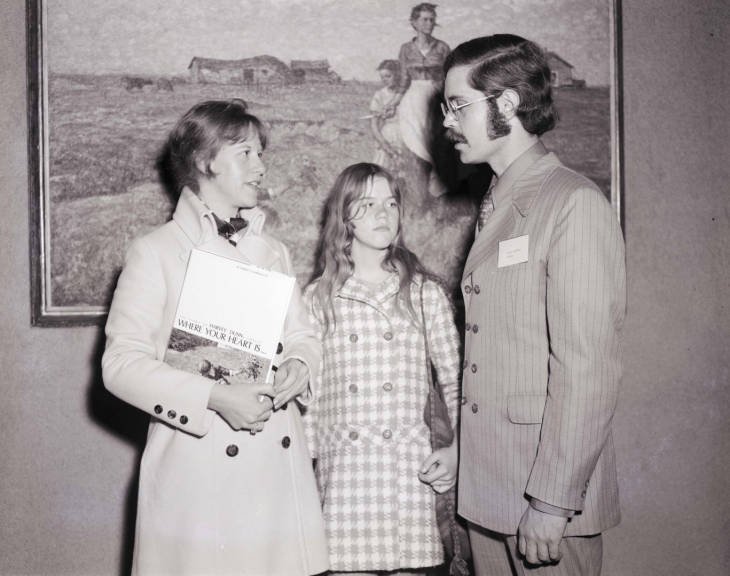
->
[462, 201, 516, 279]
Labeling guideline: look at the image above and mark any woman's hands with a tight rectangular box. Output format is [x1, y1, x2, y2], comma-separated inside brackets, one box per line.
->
[273, 358, 310, 410]
[208, 379, 275, 433]
[418, 439, 458, 493]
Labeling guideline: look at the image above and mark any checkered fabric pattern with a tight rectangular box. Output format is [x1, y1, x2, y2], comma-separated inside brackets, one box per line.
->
[303, 274, 462, 572]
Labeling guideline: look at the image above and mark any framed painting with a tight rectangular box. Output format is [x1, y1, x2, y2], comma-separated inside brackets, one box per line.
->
[27, 0, 623, 326]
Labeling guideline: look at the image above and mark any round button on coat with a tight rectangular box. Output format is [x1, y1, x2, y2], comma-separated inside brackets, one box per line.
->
[154, 405, 163, 415]
[471, 403, 479, 414]
[383, 331, 393, 341]
[226, 444, 239, 457]
[473, 285, 481, 294]
[472, 324, 479, 334]
[471, 363, 478, 373]
[349, 334, 358, 343]
[383, 382, 393, 392]
[464, 285, 472, 294]
[465, 323, 471, 331]
[382, 429, 392, 440]
[348, 430, 359, 441]
[281, 436, 291, 449]
[167, 410, 177, 419]
[179, 415, 188, 425]
[349, 384, 358, 393]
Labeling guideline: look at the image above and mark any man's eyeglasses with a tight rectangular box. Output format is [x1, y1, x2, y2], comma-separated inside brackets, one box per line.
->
[440, 95, 495, 119]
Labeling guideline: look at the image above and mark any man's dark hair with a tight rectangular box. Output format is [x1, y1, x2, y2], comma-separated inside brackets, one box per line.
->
[444, 34, 557, 135]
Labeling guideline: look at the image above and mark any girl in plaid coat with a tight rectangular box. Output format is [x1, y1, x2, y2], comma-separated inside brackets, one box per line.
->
[304, 163, 461, 574]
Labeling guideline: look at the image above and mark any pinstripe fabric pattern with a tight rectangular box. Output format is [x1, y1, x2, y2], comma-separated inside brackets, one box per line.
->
[458, 151, 625, 538]
[303, 275, 461, 571]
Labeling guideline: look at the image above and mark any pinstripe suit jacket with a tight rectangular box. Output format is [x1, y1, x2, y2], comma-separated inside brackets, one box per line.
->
[457, 145, 626, 536]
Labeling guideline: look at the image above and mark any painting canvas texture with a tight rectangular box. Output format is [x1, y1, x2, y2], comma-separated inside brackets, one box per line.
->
[39, 0, 614, 315]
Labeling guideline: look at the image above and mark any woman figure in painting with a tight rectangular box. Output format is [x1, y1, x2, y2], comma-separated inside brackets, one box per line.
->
[102, 99, 328, 576]
[369, 59, 405, 170]
[388, 3, 451, 203]
[304, 162, 461, 575]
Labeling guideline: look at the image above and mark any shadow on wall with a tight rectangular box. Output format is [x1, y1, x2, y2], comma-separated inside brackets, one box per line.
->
[86, 328, 147, 576]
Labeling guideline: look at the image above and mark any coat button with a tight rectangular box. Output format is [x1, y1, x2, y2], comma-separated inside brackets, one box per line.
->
[349, 334, 358, 343]
[463, 359, 469, 370]
[180, 415, 188, 425]
[226, 444, 239, 457]
[471, 403, 479, 414]
[349, 383, 358, 393]
[382, 429, 392, 440]
[471, 363, 478, 373]
[154, 405, 163, 414]
[281, 436, 291, 449]
[464, 285, 472, 294]
[383, 331, 393, 341]
[581, 490, 587, 499]
[383, 382, 393, 392]
[461, 396, 467, 406]
[167, 410, 177, 419]
[276, 342, 283, 354]
[349, 430, 359, 441]
[465, 323, 471, 332]
[472, 324, 479, 334]
[473, 284, 481, 294]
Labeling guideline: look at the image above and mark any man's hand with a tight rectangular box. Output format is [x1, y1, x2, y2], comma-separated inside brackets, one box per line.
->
[273, 358, 309, 409]
[517, 505, 568, 565]
[418, 440, 458, 493]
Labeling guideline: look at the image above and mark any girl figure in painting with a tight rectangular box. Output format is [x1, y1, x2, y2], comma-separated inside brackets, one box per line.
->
[304, 162, 461, 575]
[102, 99, 328, 576]
[388, 3, 451, 203]
[369, 59, 405, 170]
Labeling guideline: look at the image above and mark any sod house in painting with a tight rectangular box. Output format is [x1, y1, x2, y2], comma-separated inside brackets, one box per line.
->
[546, 52, 586, 87]
[188, 55, 291, 85]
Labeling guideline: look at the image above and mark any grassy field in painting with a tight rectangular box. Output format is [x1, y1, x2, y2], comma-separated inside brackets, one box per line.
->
[46, 74, 610, 307]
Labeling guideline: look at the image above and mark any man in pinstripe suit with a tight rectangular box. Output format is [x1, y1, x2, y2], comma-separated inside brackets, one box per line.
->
[437, 35, 626, 575]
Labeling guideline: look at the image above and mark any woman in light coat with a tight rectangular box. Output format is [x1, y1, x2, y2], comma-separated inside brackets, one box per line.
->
[102, 99, 328, 576]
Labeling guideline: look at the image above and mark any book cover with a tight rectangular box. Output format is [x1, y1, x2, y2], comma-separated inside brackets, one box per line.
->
[164, 248, 295, 386]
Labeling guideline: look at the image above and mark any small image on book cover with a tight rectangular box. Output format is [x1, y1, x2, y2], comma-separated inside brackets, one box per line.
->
[164, 248, 295, 386]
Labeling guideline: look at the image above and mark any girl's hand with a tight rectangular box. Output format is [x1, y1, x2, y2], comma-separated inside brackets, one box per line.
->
[273, 358, 310, 409]
[208, 380, 275, 432]
[418, 440, 458, 493]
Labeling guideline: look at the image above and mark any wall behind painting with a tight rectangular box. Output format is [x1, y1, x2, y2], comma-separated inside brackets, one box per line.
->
[1, 1, 728, 574]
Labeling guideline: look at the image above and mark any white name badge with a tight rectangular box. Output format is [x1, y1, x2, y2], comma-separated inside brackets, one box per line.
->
[498, 235, 529, 268]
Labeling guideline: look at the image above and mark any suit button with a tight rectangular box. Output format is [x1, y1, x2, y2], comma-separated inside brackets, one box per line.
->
[154, 405, 163, 415]
[465, 323, 471, 331]
[464, 285, 472, 294]
[226, 444, 239, 457]
[382, 429, 392, 440]
[463, 359, 469, 370]
[281, 436, 291, 449]
[180, 415, 188, 425]
[461, 396, 468, 406]
[167, 410, 176, 419]
[349, 430, 359, 441]
[349, 334, 358, 343]
[472, 324, 479, 334]
[276, 342, 284, 354]
[383, 331, 393, 341]
[581, 490, 587, 499]
[473, 284, 481, 294]
[383, 382, 393, 392]
[349, 384, 358, 393]
[471, 363, 478, 373]
[471, 403, 479, 413]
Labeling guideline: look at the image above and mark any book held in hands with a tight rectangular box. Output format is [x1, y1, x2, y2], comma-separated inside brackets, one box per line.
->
[165, 248, 295, 386]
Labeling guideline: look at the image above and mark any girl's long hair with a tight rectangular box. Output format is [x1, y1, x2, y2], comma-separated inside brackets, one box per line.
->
[309, 162, 432, 334]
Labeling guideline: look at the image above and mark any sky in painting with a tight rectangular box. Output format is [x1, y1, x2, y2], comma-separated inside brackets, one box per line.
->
[47, 0, 613, 85]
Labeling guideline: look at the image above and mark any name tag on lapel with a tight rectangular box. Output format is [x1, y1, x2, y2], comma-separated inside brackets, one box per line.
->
[498, 235, 529, 268]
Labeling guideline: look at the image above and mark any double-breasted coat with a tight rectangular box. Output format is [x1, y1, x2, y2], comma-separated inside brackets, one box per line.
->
[303, 274, 461, 572]
[458, 142, 626, 537]
[102, 189, 329, 576]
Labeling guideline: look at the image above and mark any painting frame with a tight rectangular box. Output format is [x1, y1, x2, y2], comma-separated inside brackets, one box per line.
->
[27, 0, 624, 327]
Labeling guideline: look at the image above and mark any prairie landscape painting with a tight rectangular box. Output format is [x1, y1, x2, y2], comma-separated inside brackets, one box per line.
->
[28, 0, 621, 325]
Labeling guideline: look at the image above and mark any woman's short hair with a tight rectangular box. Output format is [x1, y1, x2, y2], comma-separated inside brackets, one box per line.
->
[444, 34, 557, 136]
[166, 98, 267, 194]
[410, 2, 438, 21]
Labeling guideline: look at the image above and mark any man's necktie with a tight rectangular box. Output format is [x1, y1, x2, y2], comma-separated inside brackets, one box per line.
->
[213, 214, 248, 246]
[477, 185, 495, 232]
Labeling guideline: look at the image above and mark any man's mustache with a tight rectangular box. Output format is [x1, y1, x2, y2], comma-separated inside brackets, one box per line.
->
[445, 129, 466, 144]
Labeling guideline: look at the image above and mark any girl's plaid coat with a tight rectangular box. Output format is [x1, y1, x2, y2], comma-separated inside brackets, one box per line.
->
[303, 274, 461, 572]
